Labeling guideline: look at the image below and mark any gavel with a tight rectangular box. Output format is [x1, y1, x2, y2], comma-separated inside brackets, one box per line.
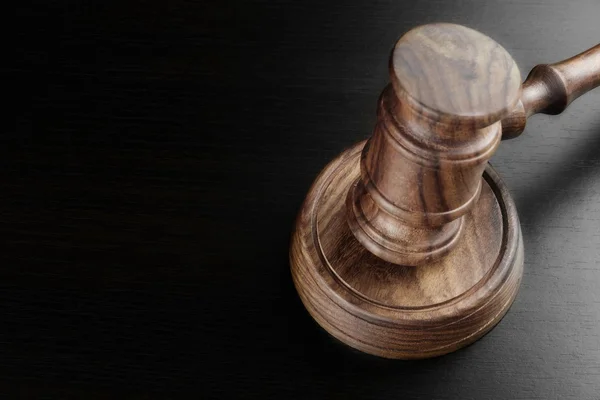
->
[290, 23, 600, 359]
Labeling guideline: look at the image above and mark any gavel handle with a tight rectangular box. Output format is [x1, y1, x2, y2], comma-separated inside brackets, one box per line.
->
[502, 43, 600, 140]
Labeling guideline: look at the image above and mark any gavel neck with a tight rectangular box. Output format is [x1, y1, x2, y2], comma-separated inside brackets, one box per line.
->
[502, 43, 600, 140]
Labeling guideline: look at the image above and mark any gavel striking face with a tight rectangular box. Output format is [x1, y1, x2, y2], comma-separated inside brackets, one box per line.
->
[290, 23, 600, 359]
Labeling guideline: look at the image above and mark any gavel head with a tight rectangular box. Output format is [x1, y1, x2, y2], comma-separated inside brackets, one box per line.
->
[347, 23, 522, 265]
[290, 23, 525, 359]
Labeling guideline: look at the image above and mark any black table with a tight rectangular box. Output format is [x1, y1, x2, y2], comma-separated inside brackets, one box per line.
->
[5, 0, 600, 397]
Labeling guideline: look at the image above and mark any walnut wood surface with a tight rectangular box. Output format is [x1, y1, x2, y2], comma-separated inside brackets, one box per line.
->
[391, 24, 522, 127]
[502, 43, 600, 139]
[347, 24, 521, 265]
[291, 141, 523, 359]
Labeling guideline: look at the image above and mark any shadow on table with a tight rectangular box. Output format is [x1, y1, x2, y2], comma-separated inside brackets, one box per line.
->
[515, 123, 600, 227]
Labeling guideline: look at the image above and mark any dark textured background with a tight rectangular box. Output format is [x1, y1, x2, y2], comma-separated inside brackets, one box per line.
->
[4, 0, 600, 397]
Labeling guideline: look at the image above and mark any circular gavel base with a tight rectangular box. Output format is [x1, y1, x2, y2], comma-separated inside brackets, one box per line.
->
[290, 141, 524, 359]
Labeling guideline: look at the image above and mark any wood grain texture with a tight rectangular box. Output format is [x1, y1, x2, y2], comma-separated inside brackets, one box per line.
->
[347, 24, 520, 265]
[291, 141, 523, 358]
[502, 43, 600, 139]
[391, 24, 522, 127]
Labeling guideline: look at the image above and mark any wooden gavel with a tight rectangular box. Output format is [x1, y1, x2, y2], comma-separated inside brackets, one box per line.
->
[291, 23, 600, 359]
[349, 28, 600, 267]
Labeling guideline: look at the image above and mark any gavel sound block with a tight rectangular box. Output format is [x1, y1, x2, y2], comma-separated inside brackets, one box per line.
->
[290, 23, 600, 359]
